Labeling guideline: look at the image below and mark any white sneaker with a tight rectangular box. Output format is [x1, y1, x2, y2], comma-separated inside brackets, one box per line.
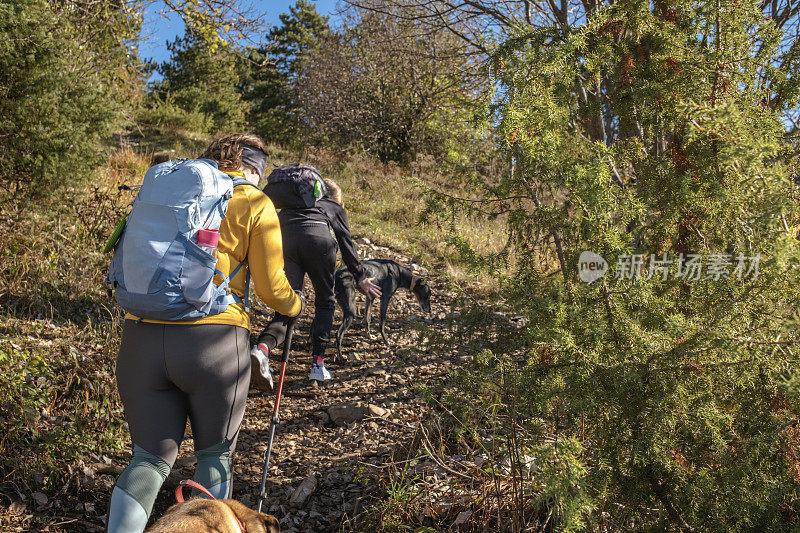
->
[309, 362, 332, 382]
[250, 344, 273, 389]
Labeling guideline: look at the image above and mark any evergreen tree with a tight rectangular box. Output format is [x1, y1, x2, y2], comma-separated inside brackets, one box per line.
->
[155, 32, 245, 133]
[239, 0, 330, 143]
[429, 0, 800, 529]
[0, 0, 140, 198]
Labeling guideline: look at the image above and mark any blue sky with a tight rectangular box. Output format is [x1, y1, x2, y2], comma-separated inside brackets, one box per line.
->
[139, 0, 341, 67]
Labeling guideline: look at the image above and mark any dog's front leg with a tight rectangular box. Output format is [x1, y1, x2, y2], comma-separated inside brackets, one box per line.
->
[364, 297, 377, 340]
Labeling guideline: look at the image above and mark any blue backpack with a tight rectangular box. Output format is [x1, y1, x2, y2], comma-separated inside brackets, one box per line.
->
[106, 159, 253, 321]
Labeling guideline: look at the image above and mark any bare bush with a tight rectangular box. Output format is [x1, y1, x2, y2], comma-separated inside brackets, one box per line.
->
[297, 4, 483, 164]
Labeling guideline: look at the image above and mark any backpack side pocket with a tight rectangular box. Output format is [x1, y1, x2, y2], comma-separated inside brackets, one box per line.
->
[178, 234, 218, 314]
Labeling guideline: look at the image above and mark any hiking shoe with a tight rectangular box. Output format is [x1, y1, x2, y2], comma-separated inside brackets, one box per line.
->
[309, 362, 332, 382]
[250, 344, 273, 389]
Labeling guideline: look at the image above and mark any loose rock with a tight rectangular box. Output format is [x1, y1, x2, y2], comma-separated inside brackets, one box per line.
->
[289, 474, 317, 508]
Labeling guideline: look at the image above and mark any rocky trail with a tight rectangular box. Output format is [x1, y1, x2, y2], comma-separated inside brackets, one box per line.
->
[9, 242, 461, 532]
[225, 243, 455, 532]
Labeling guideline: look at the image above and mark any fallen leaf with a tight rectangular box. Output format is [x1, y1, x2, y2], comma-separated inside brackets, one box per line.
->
[9, 500, 25, 515]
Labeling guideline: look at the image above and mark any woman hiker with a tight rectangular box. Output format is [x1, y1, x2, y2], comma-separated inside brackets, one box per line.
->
[107, 134, 302, 532]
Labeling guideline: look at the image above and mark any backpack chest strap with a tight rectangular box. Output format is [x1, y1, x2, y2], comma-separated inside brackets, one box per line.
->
[214, 260, 251, 313]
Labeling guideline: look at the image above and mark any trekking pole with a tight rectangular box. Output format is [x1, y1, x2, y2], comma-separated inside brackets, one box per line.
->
[257, 317, 296, 514]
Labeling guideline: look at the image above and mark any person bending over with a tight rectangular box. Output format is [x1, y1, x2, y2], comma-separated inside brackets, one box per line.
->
[252, 174, 380, 383]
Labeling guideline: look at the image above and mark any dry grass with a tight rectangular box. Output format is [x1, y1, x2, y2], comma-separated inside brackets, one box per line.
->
[0, 147, 151, 522]
[1, 147, 148, 311]
[357, 416, 557, 532]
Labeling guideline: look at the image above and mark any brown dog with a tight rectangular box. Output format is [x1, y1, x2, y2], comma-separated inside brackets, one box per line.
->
[146, 498, 280, 532]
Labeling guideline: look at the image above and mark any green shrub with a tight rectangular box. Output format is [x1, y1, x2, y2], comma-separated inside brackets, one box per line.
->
[0, 342, 125, 488]
[426, 0, 800, 529]
[136, 95, 212, 134]
[0, 0, 139, 198]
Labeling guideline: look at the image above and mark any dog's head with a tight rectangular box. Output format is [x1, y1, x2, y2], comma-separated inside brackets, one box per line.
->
[410, 277, 432, 314]
[147, 498, 280, 533]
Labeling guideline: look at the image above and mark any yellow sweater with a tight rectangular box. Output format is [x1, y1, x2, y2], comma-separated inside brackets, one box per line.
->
[126, 171, 302, 330]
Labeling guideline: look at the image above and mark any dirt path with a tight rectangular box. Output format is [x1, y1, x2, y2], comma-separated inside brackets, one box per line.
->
[164, 243, 453, 532]
[185, 243, 452, 532]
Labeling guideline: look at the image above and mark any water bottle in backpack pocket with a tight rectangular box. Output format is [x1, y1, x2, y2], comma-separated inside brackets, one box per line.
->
[106, 159, 251, 321]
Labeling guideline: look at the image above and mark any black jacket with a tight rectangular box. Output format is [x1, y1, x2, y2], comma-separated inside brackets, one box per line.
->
[276, 198, 366, 283]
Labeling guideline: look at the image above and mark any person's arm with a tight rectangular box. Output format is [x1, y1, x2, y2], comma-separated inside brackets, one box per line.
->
[322, 200, 366, 281]
[321, 199, 381, 298]
[249, 196, 302, 317]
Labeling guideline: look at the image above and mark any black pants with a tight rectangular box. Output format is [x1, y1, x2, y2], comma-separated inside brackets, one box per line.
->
[259, 222, 337, 358]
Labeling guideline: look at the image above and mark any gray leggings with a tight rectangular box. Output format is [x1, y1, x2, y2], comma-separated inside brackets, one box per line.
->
[109, 321, 250, 532]
[116, 320, 250, 463]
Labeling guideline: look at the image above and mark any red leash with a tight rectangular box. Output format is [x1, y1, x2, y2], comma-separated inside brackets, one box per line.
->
[174, 479, 217, 502]
[174, 479, 246, 532]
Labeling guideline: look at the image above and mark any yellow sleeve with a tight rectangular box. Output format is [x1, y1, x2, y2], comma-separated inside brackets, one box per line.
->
[249, 195, 302, 317]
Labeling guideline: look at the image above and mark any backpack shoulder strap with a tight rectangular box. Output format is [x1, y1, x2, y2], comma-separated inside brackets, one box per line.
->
[219, 175, 256, 313]
[316, 197, 334, 226]
[230, 176, 259, 189]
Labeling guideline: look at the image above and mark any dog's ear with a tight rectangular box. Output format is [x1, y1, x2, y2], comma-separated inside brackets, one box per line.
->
[225, 500, 281, 533]
[254, 513, 281, 533]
